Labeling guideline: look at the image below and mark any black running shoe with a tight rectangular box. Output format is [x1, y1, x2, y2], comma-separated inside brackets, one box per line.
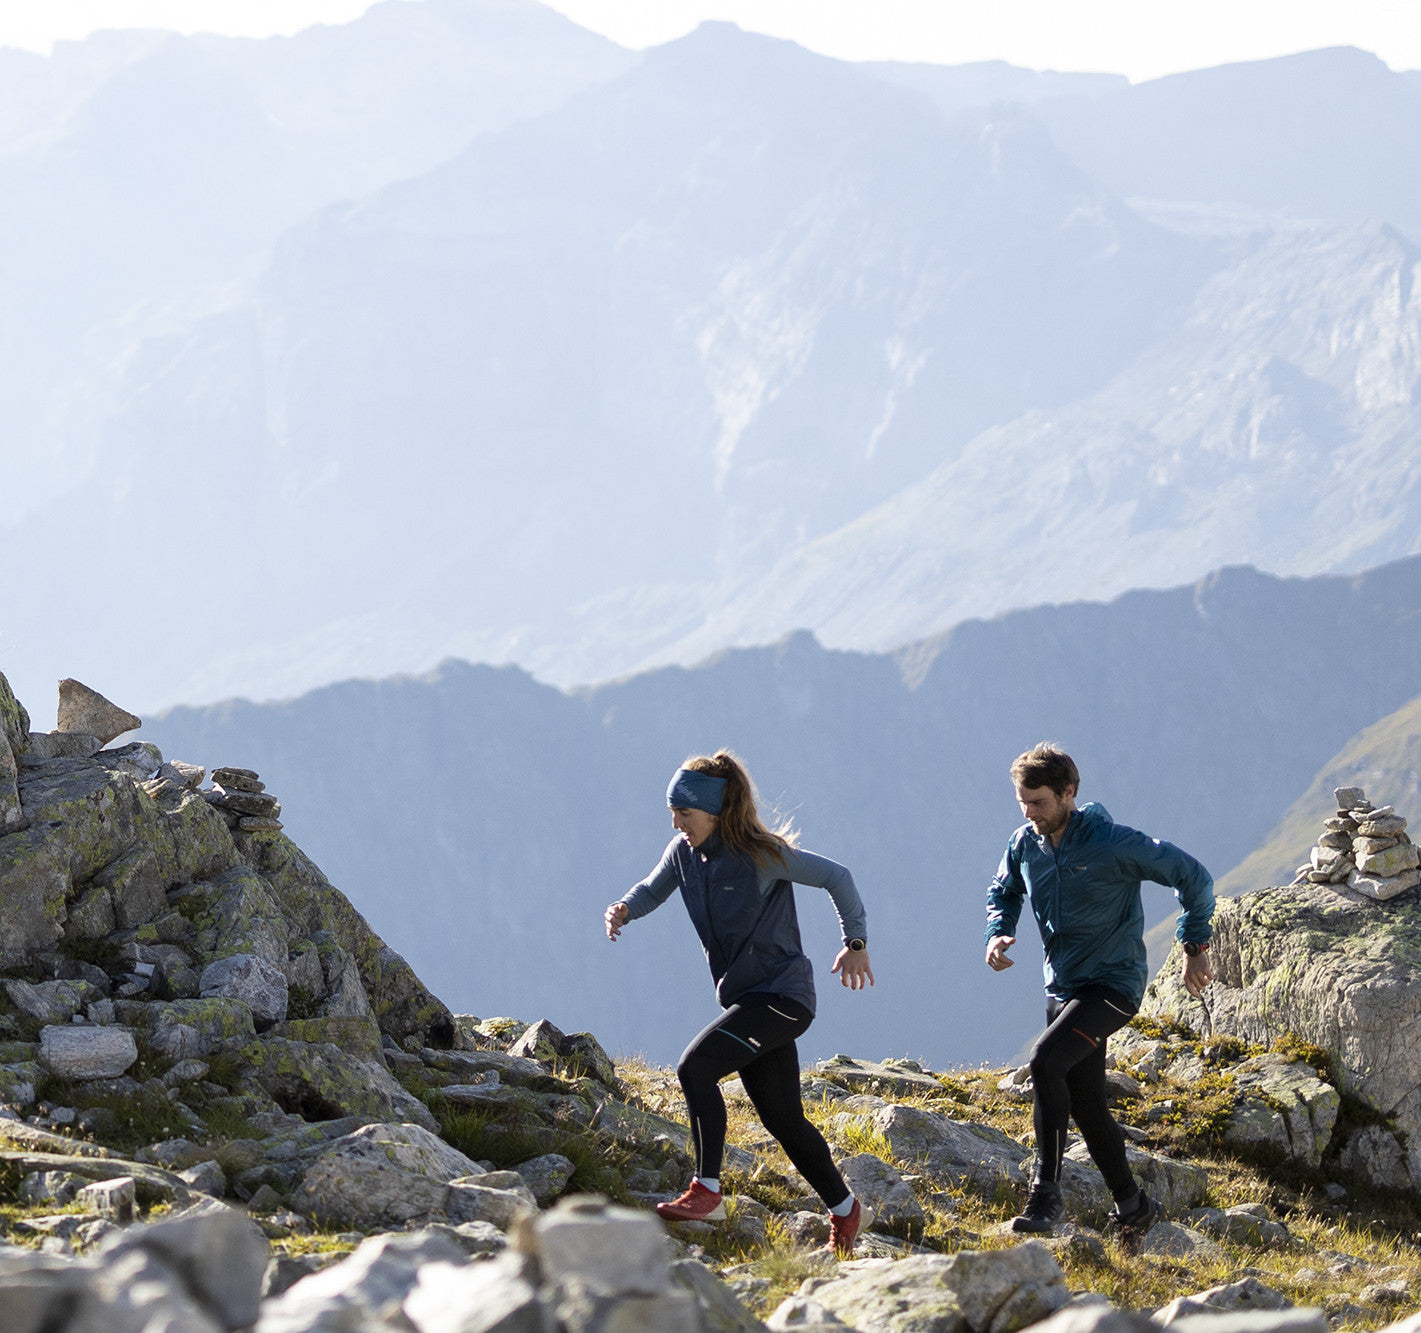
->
[1106, 1191, 1159, 1237]
[1010, 1180, 1063, 1233]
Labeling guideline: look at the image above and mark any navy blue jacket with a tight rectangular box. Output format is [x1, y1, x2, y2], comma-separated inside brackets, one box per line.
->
[620, 834, 867, 1013]
[985, 802, 1213, 1008]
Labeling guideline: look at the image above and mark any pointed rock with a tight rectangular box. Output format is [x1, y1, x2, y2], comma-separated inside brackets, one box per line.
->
[57, 679, 141, 744]
[0, 670, 29, 754]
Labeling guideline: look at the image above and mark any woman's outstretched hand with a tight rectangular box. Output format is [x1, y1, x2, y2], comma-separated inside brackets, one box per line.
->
[604, 901, 630, 941]
[832, 947, 875, 990]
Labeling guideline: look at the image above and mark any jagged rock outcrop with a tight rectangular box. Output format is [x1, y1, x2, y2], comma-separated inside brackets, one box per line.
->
[1143, 870, 1421, 1186]
[56, 679, 142, 747]
[0, 669, 466, 1212]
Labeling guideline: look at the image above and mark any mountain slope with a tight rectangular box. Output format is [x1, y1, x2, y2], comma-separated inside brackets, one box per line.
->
[1035, 46, 1421, 242]
[657, 221, 1421, 663]
[3, 21, 1214, 715]
[0, 0, 635, 524]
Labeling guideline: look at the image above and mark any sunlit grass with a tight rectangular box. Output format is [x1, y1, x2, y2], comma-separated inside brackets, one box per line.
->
[609, 1029, 1421, 1327]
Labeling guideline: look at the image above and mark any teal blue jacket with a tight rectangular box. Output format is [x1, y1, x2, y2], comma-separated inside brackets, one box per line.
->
[985, 802, 1213, 1008]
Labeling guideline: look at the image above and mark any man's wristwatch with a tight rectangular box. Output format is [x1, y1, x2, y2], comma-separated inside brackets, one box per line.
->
[1182, 940, 1210, 957]
[847, 938, 866, 953]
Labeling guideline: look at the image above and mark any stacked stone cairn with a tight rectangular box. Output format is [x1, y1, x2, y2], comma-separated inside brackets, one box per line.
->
[1292, 785, 1420, 901]
[203, 765, 283, 832]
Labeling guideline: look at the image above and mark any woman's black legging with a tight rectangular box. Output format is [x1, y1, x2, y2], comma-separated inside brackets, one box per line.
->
[1028, 983, 1138, 1200]
[676, 993, 850, 1209]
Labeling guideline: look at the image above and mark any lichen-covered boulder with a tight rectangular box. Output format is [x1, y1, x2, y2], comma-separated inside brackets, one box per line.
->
[446, 1172, 538, 1228]
[516, 1152, 576, 1206]
[225, 832, 455, 1049]
[1223, 1055, 1340, 1168]
[1144, 879, 1416, 1181]
[798, 1241, 1070, 1333]
[816, 1053, 947, 1098]
[0, 735, 21, 835]
[838, 1151, 925, 1233]
[270, 1016, 384, 1063]
[201, 953, 289, 1026]
[238, 1035, 437, 1130]
[288, 1123, 481, 1228]
[189, 867, 292, 971]
[837, 1103, 1027, 1191]
[0, 840, 70, 968]
[0, 670, 29, 754]
[118, 997, 257, 1064]
[4, 979, 101, 1025]
[0, 671, 28, 831]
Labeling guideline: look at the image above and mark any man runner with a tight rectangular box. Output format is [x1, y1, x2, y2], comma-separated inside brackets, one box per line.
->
[985, 743, 1214, 1236]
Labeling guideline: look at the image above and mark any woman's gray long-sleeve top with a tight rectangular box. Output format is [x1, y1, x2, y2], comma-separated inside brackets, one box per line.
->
[619, 833, 868, 1014]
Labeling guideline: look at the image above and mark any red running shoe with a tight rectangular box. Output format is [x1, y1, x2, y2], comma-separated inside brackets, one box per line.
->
[655, 1180, 726, 1222]
[825, 1198, 868, 1257]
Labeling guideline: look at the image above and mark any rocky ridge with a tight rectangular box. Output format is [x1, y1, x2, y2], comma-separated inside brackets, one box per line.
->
[1145, 787, 1421, 1193]
[1, 670, 1420, 1330]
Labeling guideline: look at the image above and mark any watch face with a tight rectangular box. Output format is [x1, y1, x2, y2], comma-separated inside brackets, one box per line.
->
[1184, 941, 1200, 956]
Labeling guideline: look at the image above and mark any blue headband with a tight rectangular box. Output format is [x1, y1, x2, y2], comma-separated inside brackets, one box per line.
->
[667, 768, 727, 816]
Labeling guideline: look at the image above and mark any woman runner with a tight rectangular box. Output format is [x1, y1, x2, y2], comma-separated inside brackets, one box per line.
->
[604, 750, 875, 1256]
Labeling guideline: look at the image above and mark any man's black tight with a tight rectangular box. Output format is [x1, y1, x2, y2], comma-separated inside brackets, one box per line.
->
[677, 994, 849, 1209]
[1028, 985, 1138, 1200]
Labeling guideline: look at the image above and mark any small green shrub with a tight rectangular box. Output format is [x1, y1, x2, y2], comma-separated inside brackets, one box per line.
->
[1270, 1032, 1336, 1084]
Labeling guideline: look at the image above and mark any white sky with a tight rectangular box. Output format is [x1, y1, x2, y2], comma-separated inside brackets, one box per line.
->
[0, 0, 1417, 81]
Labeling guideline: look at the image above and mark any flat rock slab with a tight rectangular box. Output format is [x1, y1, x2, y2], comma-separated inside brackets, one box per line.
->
[0, 1151, 190, 1204]
[840, 1103, 1027, 1191]
[816, 1054, 946, 1097]
[40, 1024, 138, 1080]
[799, 1241, 1070, 1333]
[0, 1121, 114, 1158]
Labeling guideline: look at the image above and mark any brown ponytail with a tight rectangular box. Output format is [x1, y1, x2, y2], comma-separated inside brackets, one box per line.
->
[682, 750, 797, 868]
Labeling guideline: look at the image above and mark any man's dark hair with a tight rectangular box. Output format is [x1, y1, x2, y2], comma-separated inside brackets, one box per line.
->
[1010, 743, 1079, 797]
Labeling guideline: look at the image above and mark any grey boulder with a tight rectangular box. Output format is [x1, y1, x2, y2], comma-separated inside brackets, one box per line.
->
[39, 1025, 138, 1080]
[56, 678, 141, 745]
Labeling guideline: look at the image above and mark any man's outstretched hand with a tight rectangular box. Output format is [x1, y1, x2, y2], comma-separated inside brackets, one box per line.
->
[1182, 947, 1213, 997]
[985, 935, 1015, 971]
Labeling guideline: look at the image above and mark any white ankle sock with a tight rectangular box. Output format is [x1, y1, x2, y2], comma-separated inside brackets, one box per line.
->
[829, 1194, 856, 1217]
[695, 1176, 720, 1194]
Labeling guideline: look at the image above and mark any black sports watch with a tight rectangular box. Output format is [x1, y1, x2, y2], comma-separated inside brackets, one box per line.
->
[847, 938, 867, 953]
[1182, 940, 1210, 957]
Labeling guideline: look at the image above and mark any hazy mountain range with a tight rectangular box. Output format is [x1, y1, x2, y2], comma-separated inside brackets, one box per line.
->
[2, 3, 1419, 716]
[142, 555, 1421, 1068]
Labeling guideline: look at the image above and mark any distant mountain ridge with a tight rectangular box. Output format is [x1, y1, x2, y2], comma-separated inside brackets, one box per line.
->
[660, 220, 1421, 664]
[142, 555, 1421, 1070]
[5, 17, 1420, 716]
